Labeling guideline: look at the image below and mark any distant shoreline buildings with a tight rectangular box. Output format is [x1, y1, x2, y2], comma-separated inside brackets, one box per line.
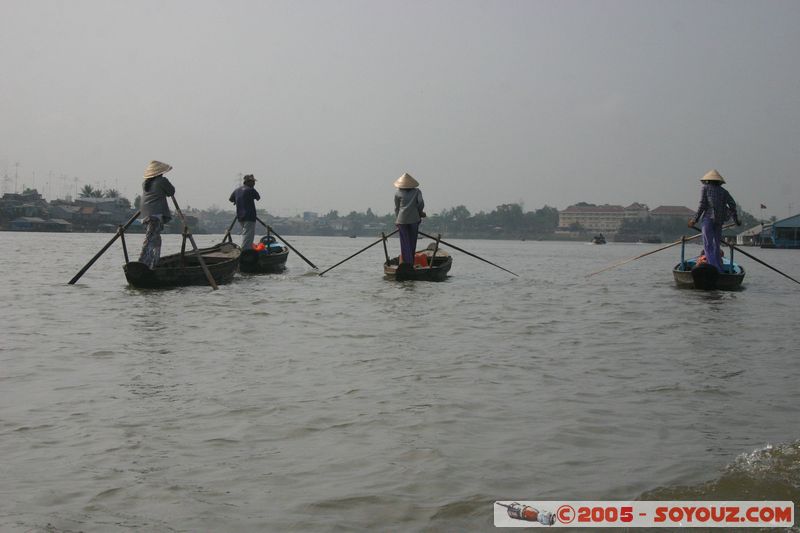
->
[556, 202, 694, 235]
[2, 189, 798, 248]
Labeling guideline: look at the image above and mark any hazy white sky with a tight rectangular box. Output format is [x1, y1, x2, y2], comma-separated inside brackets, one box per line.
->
[2, 0, 798, 218]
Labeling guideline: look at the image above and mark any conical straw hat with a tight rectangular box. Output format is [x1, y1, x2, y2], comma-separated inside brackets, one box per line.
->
[701, 169, 725, 183]
[143, 160, 173, 179]
[393, 172, 419, 189]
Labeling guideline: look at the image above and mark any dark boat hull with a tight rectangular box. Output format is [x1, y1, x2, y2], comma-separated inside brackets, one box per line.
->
[239, 247, 289, 274]
[384, 252, 452, 281]
[124, 242, 241, 288]
[673, 260, 745, 290]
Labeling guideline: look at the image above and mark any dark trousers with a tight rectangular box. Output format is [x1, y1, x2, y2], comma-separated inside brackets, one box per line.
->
[138, 216, 164, 269]
[397, 222, 420, 264]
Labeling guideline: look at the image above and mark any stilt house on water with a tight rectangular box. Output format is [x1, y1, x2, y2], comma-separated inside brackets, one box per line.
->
[760, 214, 800, 249]
[736, 224, 767, 247]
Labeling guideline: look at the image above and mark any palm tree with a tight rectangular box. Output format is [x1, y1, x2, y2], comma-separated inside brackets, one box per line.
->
[104, 189, 120, 198]
[79, 184, 96, 198]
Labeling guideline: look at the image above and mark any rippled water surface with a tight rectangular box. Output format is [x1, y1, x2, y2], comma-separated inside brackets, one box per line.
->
[1, 232, 799, 532]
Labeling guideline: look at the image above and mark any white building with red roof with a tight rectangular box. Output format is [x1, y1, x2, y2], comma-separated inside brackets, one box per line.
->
[558, 203, 649, 233]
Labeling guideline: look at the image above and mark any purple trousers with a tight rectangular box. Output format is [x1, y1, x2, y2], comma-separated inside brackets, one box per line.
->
[701, 218, 724, 272]
[397, 222, 420, 264]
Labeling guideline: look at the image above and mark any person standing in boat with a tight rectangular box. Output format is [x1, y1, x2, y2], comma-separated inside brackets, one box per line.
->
[393, 172, 426, 265]
[229, 174, 261, 249]
[138, 160, 176, 269]
[688, 169, 741, 272]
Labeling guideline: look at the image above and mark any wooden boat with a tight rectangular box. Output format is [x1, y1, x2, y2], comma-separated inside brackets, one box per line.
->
[672, 238, 745, 290]
[673, 258, 745, 290]
[238, 235, 289, 274]
[384, 247, 453, 281]
[591, 234, 606, 244]
[124, 241, 241, 288]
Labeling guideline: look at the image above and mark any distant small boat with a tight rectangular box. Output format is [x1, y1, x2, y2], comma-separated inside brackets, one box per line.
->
[124, 241, 241, 288]
[384, 246, 452, 281]
[239, 235, 289, 274]
[591, 234, 606, 244]
[673, 237, 744, 290]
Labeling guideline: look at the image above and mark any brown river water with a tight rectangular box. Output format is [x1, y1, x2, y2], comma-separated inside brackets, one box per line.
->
[1, 231, 798, 532]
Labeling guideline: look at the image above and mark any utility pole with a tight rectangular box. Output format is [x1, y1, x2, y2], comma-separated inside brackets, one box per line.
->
[14, 162, 19, 194]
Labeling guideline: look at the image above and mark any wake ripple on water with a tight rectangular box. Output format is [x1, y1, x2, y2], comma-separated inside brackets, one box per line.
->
[643, 440, 800, 500]
[641, 440, 800, 531]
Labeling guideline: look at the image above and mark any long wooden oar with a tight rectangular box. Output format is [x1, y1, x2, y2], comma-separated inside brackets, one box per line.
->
[418, 230, 518, 277]
[171, 196, 218, 290]
[222, 215, 237, 243]
[69, 210, 141, 284]
[318, 229, 399, 276]
[586, 224, 735, 277]
[255, 217, 318, 270]
[729, 242, 800, 286]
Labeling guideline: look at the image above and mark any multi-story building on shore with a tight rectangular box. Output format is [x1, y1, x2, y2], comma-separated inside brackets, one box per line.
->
[558, 202, 692, 235]
[558, 202, 649, 234]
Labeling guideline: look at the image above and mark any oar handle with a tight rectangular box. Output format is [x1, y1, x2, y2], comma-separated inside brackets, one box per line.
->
[171, 196, 218, 290]
[418, 230, 518, 276]
[730, 242, 800, 286]
[222, 215, 237, 243]
[318, 229, 399, 276]
[69, 210, 141, 284]
[256, 217, 318, 269]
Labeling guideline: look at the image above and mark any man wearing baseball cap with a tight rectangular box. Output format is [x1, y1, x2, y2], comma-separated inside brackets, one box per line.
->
[229, 174, 261, 249]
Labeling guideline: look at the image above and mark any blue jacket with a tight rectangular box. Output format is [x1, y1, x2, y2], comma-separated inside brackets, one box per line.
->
[229, 185, 261, 221]
[692, 183, 738, 225]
